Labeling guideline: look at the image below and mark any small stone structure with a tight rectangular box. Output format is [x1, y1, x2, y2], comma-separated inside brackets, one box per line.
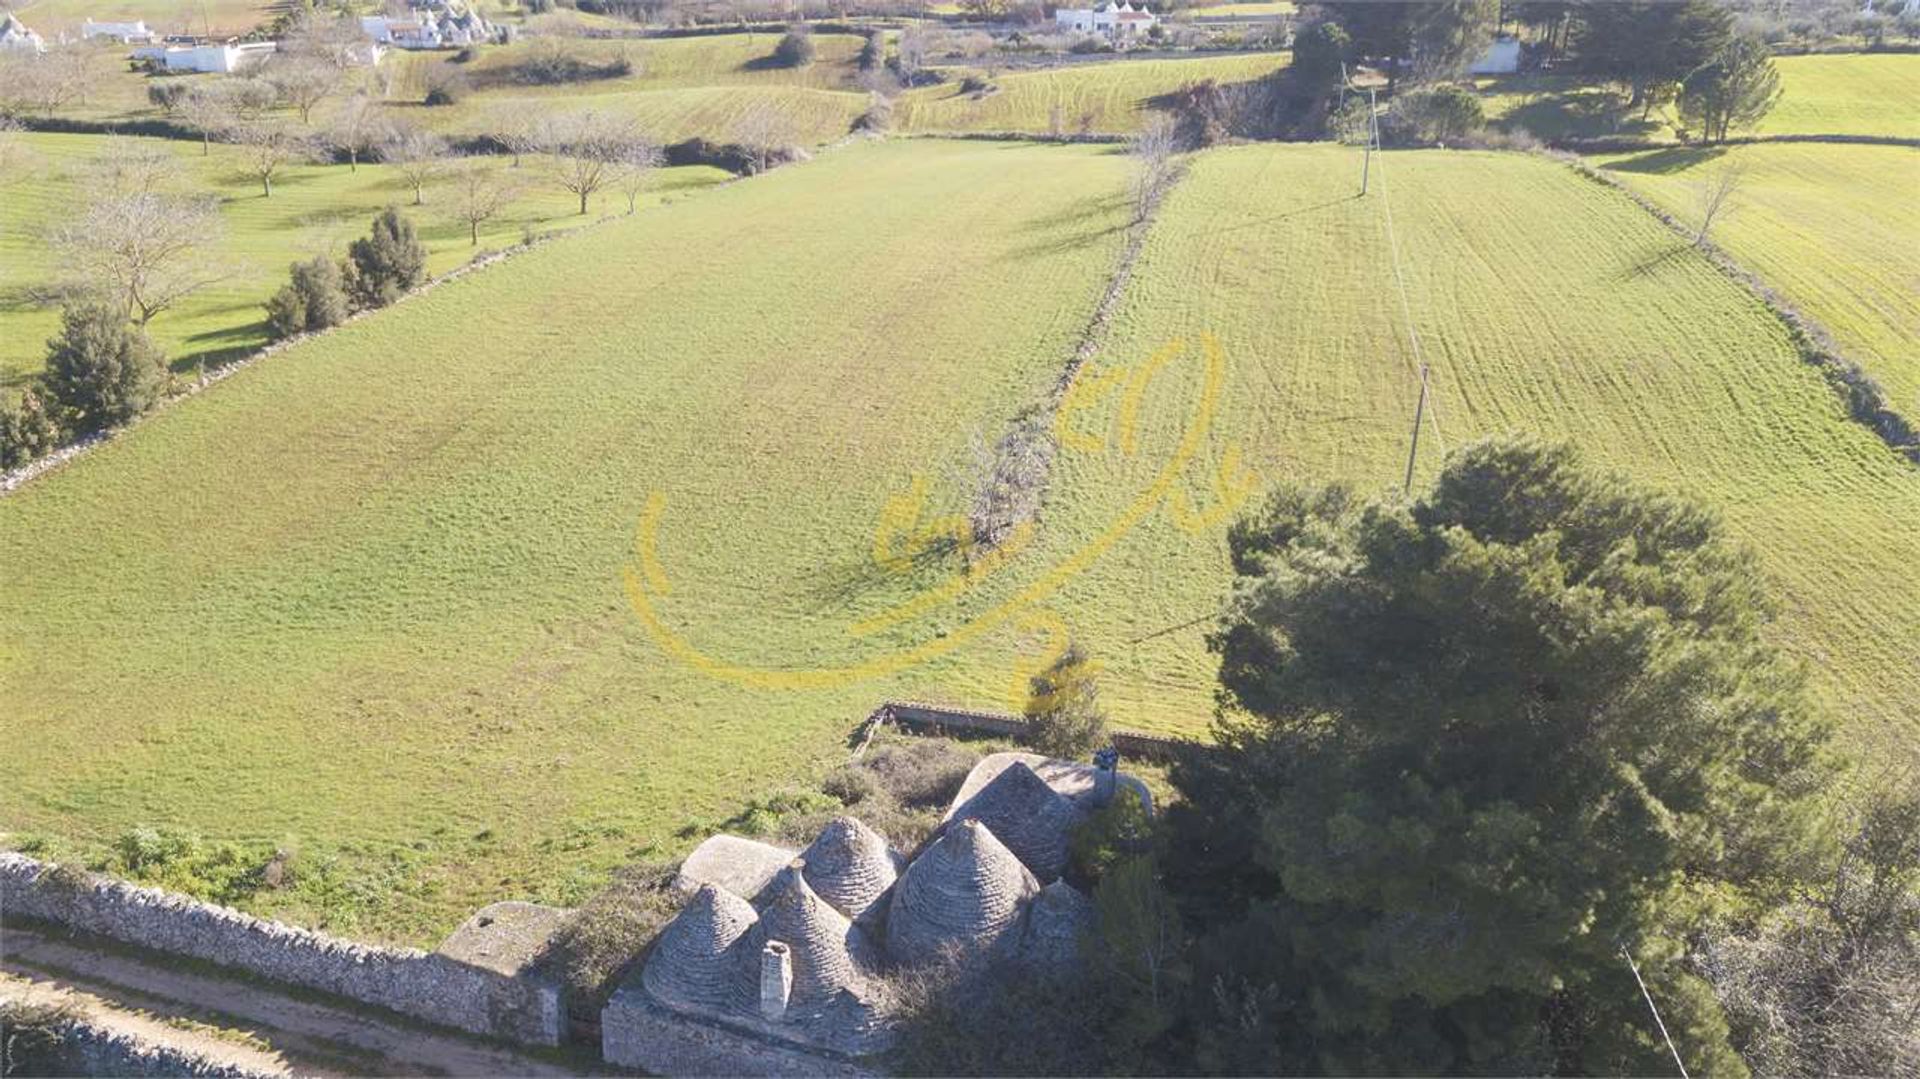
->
[0, 854, 567, 1046]
[604, 752, 1146, 1076]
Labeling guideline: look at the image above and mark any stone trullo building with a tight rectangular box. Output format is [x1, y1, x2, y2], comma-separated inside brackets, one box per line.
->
[603, 752, 1151, 1075]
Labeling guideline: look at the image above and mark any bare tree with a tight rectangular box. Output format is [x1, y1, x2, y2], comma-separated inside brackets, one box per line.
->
[0, 47, 90, 118]
[329, 91, 387, 171]
[381, 124, 450, 205]
[53, 147, 224, 324]
[446, 158, 523, 245]
[613, 137, 662, 214]
[263, 55, 344, 125]
[279, 8, 370, 69]
[544, 110, 643, 215]
[1693, 163, 1744, 248]
[233, 120, 311, 197]
[482, 104, 544, 168]
[728, 100, 798, 175]
[177, 78, 278, 155]
[1130, 112, 1179, 223]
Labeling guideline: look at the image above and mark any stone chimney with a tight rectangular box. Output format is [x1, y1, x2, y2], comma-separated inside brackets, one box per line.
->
[1092, 746, 1119, 807]
[759, 940, 793, 1022]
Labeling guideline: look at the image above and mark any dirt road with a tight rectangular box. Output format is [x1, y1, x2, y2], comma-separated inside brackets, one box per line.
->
[1, 927, 588, 1076]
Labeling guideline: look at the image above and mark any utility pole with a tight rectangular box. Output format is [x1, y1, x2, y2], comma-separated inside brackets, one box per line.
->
[1342, 63, 1376, 197]
[1403, 363, 1429, 493]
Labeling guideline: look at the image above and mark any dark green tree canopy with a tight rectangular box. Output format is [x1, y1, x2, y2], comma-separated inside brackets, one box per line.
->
[1679, 34, 1785, 143]
[41, 300, 167, 432]
[346, 207, 427, 311]
[1188, 435, 1831, 1073]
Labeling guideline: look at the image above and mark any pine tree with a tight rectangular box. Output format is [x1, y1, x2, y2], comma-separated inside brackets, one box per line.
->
[42, 301, 167, 432]
[345, 208, 427, 310]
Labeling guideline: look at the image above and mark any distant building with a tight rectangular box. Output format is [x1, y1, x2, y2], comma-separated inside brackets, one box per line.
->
[1055, 1, 1158, 39]
[131, 40, 278, 73]
[1, 12, 46, 52]
[82, 18, 157, 44]
[361, 1, 494, 50]
[1469, 34, 1522, 75]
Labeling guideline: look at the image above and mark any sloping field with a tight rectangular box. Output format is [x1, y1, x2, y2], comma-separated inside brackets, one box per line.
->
[0, 132, 729, 386]
[0, 139, 1135, 940]
[1762, 53, 1920, 138]
[986, 144, 1920, 755]
[1595, 142, 1920, 409]
[896, 51, 1288, 135]
[440, 84, 870, 148]
[7, 0, 273, 38]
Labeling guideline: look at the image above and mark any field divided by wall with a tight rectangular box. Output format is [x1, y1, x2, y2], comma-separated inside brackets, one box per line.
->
[0, 138, 1136, 940]
[959, 144, 1920, 753]
[897, 51, 1289, 135]
[1592, 142, 1920, 411]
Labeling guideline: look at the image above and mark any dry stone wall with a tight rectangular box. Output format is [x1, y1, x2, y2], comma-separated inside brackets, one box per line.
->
[0, 854, 563, 1046]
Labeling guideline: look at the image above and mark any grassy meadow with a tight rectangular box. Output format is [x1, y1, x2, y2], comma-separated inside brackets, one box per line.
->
[6, 138, 1919, 941]
[0, 138, 1138, 941]
[4, 0, 276, 39]
[896, 51, 1288, 134]
[1595, 141, 1920, 411]
[0, 132, 729, 387]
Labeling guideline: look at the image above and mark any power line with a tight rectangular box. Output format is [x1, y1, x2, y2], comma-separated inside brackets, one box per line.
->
[1620, 946, 1691, 1079]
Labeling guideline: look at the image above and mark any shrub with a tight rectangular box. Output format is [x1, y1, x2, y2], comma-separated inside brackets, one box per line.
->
[1068, 792, 1155, 887]
[1290, 21, 1351, 92]
[41, 301, 167, 433]
[146, 80, 192, 113]
[345, 208, 427, 309]
[958, 74, 993, 94]
[1025, 641, 1110, 760]
[1166, 79, 1236, 148]
[423, 68, 470, 106]
[857, 30, 882, 71]
[264, 256, 351, 340]
[773, 24, 815, 68]
[0, 998, 81, 1075]
[540, 860, 681, 1013]
[1386, 83, 1485, 144]
[0, 386, 62, 469]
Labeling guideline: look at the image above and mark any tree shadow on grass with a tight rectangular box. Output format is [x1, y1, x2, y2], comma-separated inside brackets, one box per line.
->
[1201, 193, 1357, 237]
[1006, 191, 1132, 260]
[171, 319, 267, 375]
[1618, 241, 1695, 281]
[1599, 145, 1729, 175]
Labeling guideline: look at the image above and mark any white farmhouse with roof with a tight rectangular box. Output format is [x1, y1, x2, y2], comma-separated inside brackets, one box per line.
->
[132, 39, 278, 72]
[82, 18, 158, 44]
[362, 2, 494, 50]
[1, 12, 46, 52]
[1055, 1, 1158, 39]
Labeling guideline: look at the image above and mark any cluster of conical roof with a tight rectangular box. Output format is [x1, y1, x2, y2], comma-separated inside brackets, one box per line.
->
[942, 760, 1078, 884]
[635, 757, 1129, 1060]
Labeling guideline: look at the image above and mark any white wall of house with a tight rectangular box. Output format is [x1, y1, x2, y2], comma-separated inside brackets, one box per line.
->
[1, 15, 46, 52]
[1468, 35, 1522, 75]
[133, 40, 278, 73]
[83, 19, 157, 43]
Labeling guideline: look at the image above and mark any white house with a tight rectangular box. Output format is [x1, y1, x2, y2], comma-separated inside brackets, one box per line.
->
[1468, 34, 1522, 75]
[1, 12, 46, 52]
[1054, 1, 1158, 39]
[82, 18, 158, 44]
[131, 40, 277, 73]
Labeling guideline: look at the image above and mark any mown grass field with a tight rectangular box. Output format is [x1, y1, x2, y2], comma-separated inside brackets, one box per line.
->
[992, 144, 1920, 759]
[0, 138, 1137, 941]
[896, 51, 1288, 134]
[0, 132, 729, 386]
[1479, 52, 1920, 141]
[6, 0, 277, 38]
[1594, 141, 1920, 411]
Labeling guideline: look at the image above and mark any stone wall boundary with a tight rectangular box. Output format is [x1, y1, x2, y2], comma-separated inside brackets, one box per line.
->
[0, 854, 563, 1046]
[872, 700, 1202, 761]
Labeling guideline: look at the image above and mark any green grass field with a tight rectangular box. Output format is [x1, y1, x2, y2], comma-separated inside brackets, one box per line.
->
[1594, 141, 1920, 412]
[896, 51, 1288, 134]
[0, 132, 729, 386]
[5, 138, 1918, 942]
[0, 138, 1137, 941]
[5, 0, 277, 39]
[1479, 52, 1920, 141]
